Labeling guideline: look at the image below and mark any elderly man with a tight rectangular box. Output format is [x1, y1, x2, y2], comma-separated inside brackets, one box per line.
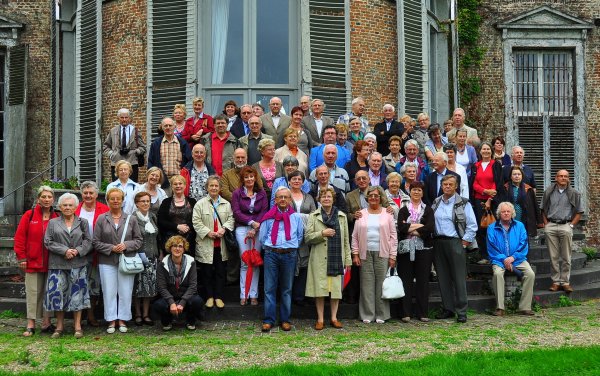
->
[502, 146, 536, 189]
[252, 103, 265, 117]
[238, 115, 273, 165]
[301, 99, 334, 146]
[219, 148, 264, 203]
[299, 95, 311, 116]
[424, 152, 461, 205]
[413, 113, 431, 159]
[230, 104, 253, 139]
[373, 104, 405, 155]
[259, 187, 304, 332]
[541, 170, 583, 293]
[180, 143, 216, 200]
[260, 97, 292, 138]
[309, 165, 348, 214]
[308, 144, 350, 193]
[103, 108, 146, 182]
[308, 125, 351, 171]
[431, 175, 477, 323]
[338, 97, 369, 132]
[367, 152, 388, 190]
[148, 116, 191, 189]
[202, 114, 239, 176]
[487, 202, 536, 316]
[270, 156, 311, 207]
[395, 139, 430, 182]
[446, 108, 480, 146]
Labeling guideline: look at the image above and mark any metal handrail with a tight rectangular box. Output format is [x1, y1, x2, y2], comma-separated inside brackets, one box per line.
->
[1, 156, 77, 204]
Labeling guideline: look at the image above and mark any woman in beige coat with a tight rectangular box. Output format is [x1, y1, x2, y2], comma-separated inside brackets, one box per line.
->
[192, 176, 234, 309]
[305, 188, 351, 330]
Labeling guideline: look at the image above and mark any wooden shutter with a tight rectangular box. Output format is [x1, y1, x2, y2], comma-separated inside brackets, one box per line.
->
[402, 0, 424, 118]
[76, 0, 101, 182]
[8, 45, 26, 106]
[50, 0, 58, 176]
[308, 0, 349, 118]
[148, 0, 188, 138]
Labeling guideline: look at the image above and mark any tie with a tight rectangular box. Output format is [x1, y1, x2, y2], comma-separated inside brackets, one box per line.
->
[121, 126, 127, 150]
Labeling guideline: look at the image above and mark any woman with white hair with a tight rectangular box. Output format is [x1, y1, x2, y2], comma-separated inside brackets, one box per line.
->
[107, 160, 139, 214]
[43, 193, 92, 338]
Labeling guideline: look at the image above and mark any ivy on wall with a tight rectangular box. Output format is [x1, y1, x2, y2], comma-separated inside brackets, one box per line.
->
[457, 0, 485, 108]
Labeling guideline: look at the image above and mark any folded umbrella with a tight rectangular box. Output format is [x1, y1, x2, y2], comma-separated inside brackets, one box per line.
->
[241, 237, 263, 299]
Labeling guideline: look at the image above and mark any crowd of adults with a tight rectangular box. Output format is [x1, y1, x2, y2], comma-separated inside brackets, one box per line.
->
[14, 96, 583, 337]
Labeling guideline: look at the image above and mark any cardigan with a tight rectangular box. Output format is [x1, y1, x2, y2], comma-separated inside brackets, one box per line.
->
[397, 204, 435, 248]
[92, 213, 143, 266]
[351, 208, 398, 261]
[75, 201, 110, 265]
[231, 188, 269, 227]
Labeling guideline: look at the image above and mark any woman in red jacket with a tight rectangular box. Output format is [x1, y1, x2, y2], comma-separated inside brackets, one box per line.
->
[14, 185, 58, 336]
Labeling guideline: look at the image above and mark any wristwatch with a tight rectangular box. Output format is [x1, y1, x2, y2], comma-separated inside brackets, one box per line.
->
[569, 223, 574, 229]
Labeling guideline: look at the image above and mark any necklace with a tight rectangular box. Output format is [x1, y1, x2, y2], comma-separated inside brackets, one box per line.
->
[111, 213, 122, 219]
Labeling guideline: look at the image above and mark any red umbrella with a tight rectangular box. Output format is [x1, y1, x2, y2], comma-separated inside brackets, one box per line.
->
[343, 266, 351, 290]
[241, 237, 263, 299]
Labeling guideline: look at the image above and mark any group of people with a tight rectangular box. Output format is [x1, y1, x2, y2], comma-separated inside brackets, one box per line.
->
[14, 96, 584, 337]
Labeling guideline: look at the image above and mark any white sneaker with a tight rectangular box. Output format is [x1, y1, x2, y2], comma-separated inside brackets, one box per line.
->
[362, 319, 371, 324]
[376, 319, 385, 324]
[186, 323, 196, 330]
[162, 324, 172, 331]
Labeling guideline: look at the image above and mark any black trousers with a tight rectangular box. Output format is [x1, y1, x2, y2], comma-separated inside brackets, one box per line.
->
[292, 267, 308, 302]
[473, 198, 493, 260]
[200, 247, 226, 299]
[152, 295, 204, 325]
[433, 238, 468, 316]
[111, 164, 139, 183]
[342, 264, 361, 302]
[397, 249, 434, 318]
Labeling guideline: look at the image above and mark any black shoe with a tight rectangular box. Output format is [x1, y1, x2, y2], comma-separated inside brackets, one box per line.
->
[429, 272, 438, 282]
[435, 310, 455, 319]
[457, 315, 467, 323]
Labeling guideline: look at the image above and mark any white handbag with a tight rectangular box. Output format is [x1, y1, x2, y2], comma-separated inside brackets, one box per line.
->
[381, 267, 405, 299]
[117, 215, 144, 274]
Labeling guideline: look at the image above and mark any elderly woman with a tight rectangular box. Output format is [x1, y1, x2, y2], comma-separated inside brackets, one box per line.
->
[132, 192, 160, 326]
[192, 176, 235, 309]
[252, 138, 284, 200]
[344, 140, 370, 190]
[43, 193, 92, 338]
[364, 133, 377, 154]
[157, 175, 197, 255]
[383, 135, 403, 173]
[107, 160, 139, 214]
[173, 104, 187, 136]
[222, 100, 240, 130]
[232, 167, 269, 305]
[75, 181, 109, 327]
[305, 188, 351, 330]
[182, 97, 214, 146]
[443, 143, 470, 200]
[153, 235, 203, 331]
[348, 116, 365, 145]
[270, 156, 311, 207]
[399, 161, 419, 195]
[275, 127, 309, 175]
[424, 124, 448, 163]
[455, 129, 478, 177]
[397, 181, 435, 322]
[501, 166, 542, 236]
[472, 142, 504, 265]
[93, 187, 143, 334]
[124, 166, 167, 215]
[14, 186, 58, 336]
[385, 172, 409, 217]
[277, 106, 312, 155]
[491, 136, 511, 166]
[351, 186, 398, 324]
[336, 123, 354, 153]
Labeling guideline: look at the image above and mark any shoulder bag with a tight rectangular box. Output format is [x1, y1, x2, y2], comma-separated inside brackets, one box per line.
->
[381, 267, 405, 299]
[118, 215, 144, 274]
[210, 201, 239, 255]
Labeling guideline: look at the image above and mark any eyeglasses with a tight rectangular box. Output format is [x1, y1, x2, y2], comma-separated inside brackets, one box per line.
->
[356, 177, 368, 181]
[172, 244, 185, 249]
[367, 194, 380, 198]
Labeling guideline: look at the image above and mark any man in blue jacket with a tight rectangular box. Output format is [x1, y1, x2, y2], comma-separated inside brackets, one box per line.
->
[487, 201, 536, 317]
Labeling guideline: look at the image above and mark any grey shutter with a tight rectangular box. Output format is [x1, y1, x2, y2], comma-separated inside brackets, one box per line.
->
[549, 116, 575, 182]
[78, 0, 101, 182]
[308, 0, 349, 118]
[50, 0, 58, 176]
[148, 0, 188, 138]
[8, 45, 26, 106]
[403, 0, 424, 118]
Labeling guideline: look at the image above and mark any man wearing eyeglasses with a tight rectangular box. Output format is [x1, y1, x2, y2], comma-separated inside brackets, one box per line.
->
[230, 104, 254, 139]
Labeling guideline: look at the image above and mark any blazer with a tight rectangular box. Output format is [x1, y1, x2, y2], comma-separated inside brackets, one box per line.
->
[156, 254, 197, 308]
[44, 216, 92, 270]
[230, 117, 249, 139]
[93, 213, 143, 266]
[301, 114, 334, 146]
[274, 144, 309, 175]
[424, 169, 461, 206]
[147, 135, 192, 188]
[102, 124, 147, 166]
[291, 192, 316, 214]
[345, 187, 390, 225]
[373, 119, 405, 155]
[238, 132, 273, 153]
[219, 166, 265, 203]
[260, 113, 292, 139]
[351, 208, 398, 261]
[192, 196, 235, 264]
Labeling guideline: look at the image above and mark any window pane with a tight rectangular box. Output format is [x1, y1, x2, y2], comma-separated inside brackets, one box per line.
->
[255, 94, 290, 115]
[211, 0, 244, 84]
[256, 0, 289, 84]
[209, 94, 244, 117]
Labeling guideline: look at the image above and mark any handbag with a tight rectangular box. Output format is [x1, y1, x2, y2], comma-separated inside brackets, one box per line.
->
[381, 267, 405, 299]
[479, 208, 495, 229]
[117, 215, 144, 274]
[210, 201, 239, 255]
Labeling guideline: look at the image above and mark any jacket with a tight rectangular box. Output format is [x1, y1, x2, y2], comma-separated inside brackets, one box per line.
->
[157, 197, 197, 254]
[502, 182, 542, 236]
[44, 216, 92, 270]
[541, 183, 583, 219]
[102, 124, 147, 166]
[260, 113, 292, 138]
[14, 206, 59, 272]
[75, 201, 110, 265]
[351, 208, 398, 261]
[274, 144, 309, 175]
[309, 184, 348, 214]
[487, 219, 529, 268]
[182, 114, 214, 147]
[202, 132, 239, 174]
[424, 168, 461, 206]
[397, 204, 435, 248]
[219, 166, 264, 203]
[231, 188, 269, 227]
[373, 119, 406, 155]
[92, 213, 143, 265]
[192, 196, 235, 264]
[156, 254, 197, 308]
[301, 114, 334, 146]
[180, 160, 216, 197]
[147, 135, 192, 188]
[395, 156, 430, 182]
[345, 187, 390, 225]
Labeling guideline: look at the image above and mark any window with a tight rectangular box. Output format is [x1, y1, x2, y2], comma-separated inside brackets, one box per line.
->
[201, 0, 299, 115]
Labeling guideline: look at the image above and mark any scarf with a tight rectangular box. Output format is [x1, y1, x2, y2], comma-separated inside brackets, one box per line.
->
[135, 210, 156, 234]
[261, 206, 296, 246]
[398, 201, 429, 261]
[167, 255, 187, 292]
[322, 207, 343, 276]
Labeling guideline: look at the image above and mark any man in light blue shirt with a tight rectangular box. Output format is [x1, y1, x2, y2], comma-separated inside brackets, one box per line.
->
[258, 187, 304, 332]
[432, 174, 477, 323]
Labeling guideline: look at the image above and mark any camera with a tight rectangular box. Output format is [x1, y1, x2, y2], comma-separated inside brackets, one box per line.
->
[119, 147, 130, 156]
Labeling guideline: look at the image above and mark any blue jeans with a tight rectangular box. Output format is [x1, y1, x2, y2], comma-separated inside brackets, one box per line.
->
[263, 249, 297, 325]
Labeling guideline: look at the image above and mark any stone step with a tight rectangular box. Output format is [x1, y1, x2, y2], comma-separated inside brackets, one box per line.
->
[0, 266, 19, 276]
[429, 279, 489, 297]
[0, 238, 16, 266]
[468, 252, 587, 275]
[0, 281, 25, 298]
[533, 262, 600, 289]
[532, 281, 600, 307]
[0, 297, 26, 313]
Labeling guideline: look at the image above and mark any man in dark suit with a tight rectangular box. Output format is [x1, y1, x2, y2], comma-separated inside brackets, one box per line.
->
[373, 104, 406, 155]
[424, 152, 461, 205]
[301, 99, 334, 146]
[229, 104, 253, 139]
[502, 145, 537, 189]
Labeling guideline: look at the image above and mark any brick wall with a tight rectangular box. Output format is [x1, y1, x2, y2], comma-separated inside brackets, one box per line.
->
[101, 0, 148, 180]
[349, 0, 398, 125]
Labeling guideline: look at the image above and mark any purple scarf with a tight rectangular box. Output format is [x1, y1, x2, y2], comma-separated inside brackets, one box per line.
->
[261, 206, 296, 246]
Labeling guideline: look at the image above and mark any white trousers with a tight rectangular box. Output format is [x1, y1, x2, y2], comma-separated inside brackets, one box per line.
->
[235, 226, 262, 299]
[99, 264, 135, 321]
